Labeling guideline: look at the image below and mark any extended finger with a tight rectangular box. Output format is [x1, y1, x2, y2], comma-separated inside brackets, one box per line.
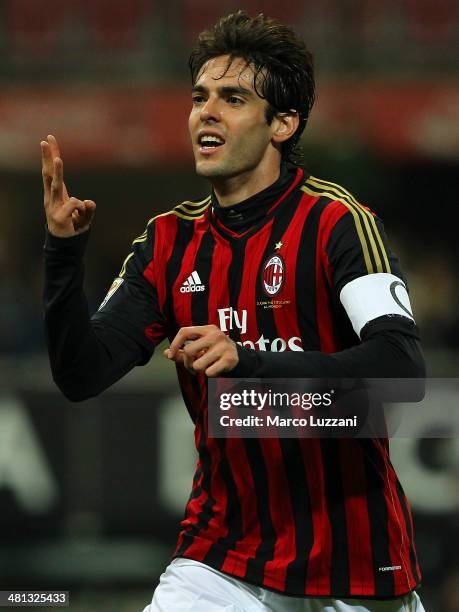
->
[51, 157, 64, 202]
[41, 141, 53, 196]
[47, 134, 62, 159]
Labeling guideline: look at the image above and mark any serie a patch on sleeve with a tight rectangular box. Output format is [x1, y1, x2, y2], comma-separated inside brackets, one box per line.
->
[340, 273, 414, 338]
[98, 277, 124, 311]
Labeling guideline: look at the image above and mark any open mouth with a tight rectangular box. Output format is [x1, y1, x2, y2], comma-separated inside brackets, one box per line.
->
[198, 135, 225, 151]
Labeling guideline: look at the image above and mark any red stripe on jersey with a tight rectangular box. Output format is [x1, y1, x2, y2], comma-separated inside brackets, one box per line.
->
[171, 219, 207, 326]
[153, 215, 178, 312]
[376, 440, 416, 594]
[301, 439, 333, 595]
[316, 203, 348, 352]
[273, 192, 320, 346]
[339, 440, 375, 595]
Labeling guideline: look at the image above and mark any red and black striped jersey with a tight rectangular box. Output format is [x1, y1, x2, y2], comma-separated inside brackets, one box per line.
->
[92, 167, 421, 598]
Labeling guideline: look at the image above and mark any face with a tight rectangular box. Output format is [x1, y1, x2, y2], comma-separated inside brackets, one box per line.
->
[188, 56, 278, 181]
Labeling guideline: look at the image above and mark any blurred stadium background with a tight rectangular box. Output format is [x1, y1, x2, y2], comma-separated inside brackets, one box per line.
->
[0, 0, 458, 610]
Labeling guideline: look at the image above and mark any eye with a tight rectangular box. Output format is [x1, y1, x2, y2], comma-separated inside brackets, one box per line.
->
[192, 95, 205, 105]
[228, 96, 244, 105]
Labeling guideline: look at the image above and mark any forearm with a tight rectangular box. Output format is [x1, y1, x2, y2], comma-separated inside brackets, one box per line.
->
[231, 326, 425, 380]
[44, 231, 144, 401]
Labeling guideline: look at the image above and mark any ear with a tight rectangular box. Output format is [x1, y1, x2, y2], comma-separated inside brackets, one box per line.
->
[271, 111, 300, 145]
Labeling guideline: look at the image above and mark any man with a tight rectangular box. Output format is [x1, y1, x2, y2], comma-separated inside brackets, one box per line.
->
[42, 11, 425, 612]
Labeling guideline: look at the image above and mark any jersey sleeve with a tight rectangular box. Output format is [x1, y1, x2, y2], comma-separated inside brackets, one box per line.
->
[92, 219, 167, 359]
[325, 208, 416, 338]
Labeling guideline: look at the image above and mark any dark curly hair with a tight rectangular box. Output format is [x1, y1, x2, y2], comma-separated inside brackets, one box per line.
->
[189, 11, 315, 164]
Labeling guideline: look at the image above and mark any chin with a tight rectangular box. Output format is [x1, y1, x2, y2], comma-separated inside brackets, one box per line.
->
[195, 160, 228, 179]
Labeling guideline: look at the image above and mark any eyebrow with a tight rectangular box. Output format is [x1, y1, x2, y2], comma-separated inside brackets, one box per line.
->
[191, 84, 254, 97]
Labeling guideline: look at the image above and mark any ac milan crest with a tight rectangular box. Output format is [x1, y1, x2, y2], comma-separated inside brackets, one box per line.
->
[262, 254, 285, 296]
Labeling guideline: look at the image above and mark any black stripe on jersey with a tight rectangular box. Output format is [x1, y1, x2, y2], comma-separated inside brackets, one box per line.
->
[191, 229, 216, 325]
[395, 479, 420, 584]
[320, 439, 350, 595]
[282, 437, 314, 593]
[164, 221, 196, 335]
[295, 199, 327, 351]
[362, 439, 395, 595]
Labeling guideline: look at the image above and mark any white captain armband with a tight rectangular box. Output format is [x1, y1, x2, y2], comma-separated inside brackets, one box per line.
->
[339, 273, 415, 338]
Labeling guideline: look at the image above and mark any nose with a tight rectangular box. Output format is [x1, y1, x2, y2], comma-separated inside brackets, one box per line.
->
[200, 96, 221, 122]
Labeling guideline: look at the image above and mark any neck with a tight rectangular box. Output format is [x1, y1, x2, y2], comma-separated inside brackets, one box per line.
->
[211, 158, 282, 208]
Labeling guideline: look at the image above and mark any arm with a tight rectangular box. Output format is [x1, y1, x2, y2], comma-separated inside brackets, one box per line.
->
[230, 318, 425, 379]
[42, 135, 166, 401]
[164, 318, 424, 379]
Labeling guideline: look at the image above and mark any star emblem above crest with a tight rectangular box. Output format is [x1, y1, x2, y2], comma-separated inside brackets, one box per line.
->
[275, 240, 284, 251]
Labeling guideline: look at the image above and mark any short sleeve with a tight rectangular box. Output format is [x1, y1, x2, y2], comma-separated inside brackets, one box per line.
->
[92, 220, 167, 357]
[325, 209, 416, 338]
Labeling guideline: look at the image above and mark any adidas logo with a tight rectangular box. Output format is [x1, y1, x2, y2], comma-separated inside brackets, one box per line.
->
[180, 271, 206, 293]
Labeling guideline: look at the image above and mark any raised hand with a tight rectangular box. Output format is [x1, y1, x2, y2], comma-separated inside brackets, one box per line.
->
[41, 134, 96, 237]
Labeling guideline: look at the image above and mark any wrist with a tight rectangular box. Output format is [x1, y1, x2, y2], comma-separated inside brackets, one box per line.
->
[222, 344, 259, 377]
[44, 226, 90, 256]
